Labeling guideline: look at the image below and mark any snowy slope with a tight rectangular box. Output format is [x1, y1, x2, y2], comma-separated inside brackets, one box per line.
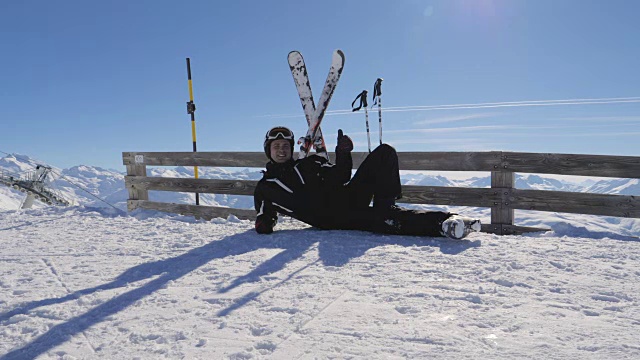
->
[0, 207, 639, 359]
[0, 186, 22, 210]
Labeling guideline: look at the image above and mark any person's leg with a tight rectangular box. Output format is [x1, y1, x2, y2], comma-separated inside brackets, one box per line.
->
[328, 206, 480, 239]
[346, 144, 402, 210]
[377, 208, 452, 237]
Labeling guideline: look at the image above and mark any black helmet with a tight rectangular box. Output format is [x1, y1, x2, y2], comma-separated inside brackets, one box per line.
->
[264, 126, 295, 161]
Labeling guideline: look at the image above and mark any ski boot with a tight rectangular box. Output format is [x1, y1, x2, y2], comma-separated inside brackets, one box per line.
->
[441, 215, 482, 240]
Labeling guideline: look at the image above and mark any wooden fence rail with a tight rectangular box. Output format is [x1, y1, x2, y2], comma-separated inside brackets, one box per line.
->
[123, 151, 640, 235]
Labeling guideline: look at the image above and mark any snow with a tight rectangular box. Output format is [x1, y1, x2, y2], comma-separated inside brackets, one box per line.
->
[1, 207, 639, 359]
[1, 153, 640, 359]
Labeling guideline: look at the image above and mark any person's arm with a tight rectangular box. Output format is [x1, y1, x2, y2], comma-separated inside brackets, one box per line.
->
[329, 129, 353, 185]
[254, 182, 278, 234]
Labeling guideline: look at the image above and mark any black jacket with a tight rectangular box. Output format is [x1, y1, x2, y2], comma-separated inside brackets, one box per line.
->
[254, 151, 353, 233]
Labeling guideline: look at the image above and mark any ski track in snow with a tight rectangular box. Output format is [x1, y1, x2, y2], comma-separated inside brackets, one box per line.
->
[0, 207, 639, 359]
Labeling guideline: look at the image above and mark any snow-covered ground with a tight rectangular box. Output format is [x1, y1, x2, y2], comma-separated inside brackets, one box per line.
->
[1, 206, 639, 359]
[1, 153, 639, 359]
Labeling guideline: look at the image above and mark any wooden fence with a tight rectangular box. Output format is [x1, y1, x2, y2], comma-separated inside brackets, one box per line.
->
[122, 151, 639, 235]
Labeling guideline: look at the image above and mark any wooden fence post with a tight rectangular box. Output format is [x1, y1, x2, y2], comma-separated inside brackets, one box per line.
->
[126, 155, 148, 211]
[491, 169, 515, 235]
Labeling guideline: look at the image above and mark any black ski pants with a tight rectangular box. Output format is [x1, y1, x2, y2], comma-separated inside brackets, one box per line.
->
[345, 143, 402, 209]
[327, 144, 451, 237]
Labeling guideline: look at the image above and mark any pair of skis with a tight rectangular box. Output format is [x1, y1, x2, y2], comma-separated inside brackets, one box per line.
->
[288, 50, 345, 160]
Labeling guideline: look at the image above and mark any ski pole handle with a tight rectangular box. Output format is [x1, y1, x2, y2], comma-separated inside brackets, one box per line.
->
[351, 90, 368, 111]
[373, 78, 383, 99]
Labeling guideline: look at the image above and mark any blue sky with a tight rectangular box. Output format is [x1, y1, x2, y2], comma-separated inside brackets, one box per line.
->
[1, 0, 639, 170]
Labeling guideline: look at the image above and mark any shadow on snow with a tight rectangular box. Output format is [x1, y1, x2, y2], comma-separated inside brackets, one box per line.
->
[0, 229, 478, 359]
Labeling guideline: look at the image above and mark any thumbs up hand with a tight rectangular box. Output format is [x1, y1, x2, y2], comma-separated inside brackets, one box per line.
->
[336, 129, 353, 153]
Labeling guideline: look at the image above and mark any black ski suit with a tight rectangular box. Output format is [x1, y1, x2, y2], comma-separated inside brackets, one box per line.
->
[254, 144, 452, 236]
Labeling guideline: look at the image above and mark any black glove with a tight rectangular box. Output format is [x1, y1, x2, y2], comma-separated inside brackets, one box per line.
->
[255, 217, 275, 234]
[336, 129, 353, 153]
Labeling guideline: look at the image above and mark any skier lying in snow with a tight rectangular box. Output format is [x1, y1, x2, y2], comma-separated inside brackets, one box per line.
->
[253, 126, 482, 240]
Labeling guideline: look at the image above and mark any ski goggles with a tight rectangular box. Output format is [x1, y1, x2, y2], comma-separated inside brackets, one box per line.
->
[266, 127, 294, 141]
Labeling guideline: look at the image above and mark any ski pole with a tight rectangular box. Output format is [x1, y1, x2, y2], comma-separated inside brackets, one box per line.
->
[352, 90, 371, 153]
[373, 78, 383, 145]
[186, 58, 200, 206]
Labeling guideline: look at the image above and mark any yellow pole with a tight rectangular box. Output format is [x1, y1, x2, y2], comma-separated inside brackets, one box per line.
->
[186, 58, 200, 205]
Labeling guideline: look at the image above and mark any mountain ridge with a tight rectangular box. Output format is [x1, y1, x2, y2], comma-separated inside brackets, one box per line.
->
[1, 153, 637, 212]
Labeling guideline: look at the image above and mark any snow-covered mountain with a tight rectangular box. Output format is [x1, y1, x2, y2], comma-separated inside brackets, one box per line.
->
[53, 165, 128, 208]
[515, 174, 586, 192]
[0, 154, 50, 174]
[0, 153, 638, 212]
[145, 166, 264, 210]
[586, 178, 640, 195]
[455, 174, 585, 192]
[401, 173, 457, 187]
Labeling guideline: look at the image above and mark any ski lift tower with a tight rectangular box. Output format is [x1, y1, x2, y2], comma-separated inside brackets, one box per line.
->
[0, 165, 71, 209]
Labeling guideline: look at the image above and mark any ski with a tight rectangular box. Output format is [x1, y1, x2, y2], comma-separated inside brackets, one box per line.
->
[288, 51, 328, 159]
[290, 50, 345, 160]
